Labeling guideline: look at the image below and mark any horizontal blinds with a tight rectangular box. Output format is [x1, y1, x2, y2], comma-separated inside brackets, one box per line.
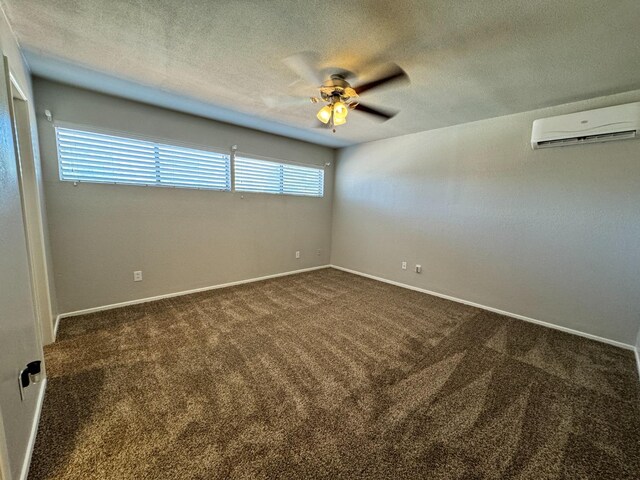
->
[56, 127, 323, 197]
[282, 163, 325, 196]
[56, 127, 231, 190]
[235, 156, 324, 197]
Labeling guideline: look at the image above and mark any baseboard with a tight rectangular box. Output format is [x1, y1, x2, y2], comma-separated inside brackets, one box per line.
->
[53, 314, 61, 341]
[330, 265, 635, 351]
[19, 378, 46, 480]
[58, 265, 331, 320]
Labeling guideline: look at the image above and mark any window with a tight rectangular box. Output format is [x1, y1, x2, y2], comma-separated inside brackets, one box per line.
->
[234, 156, 324, 197]
[55, 126, 324, 197]
[56, 127, 231, 190]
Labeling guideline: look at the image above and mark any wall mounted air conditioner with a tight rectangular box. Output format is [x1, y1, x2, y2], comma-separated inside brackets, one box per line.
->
[531, 102, 640, 149]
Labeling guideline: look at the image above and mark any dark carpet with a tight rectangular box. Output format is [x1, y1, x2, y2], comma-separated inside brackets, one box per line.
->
[29, 268, 640, 479]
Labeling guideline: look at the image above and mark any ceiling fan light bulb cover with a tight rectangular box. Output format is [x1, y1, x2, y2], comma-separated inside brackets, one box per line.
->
[334, 115, 347, 126]
[333, 101, 348, 119]
[317, 105, 332, 124]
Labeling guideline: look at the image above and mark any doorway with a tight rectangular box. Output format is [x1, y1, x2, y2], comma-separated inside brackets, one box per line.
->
[9, 74, 56, 346]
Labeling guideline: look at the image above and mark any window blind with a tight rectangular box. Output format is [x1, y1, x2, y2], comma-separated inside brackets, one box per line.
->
[234, 156, 324, 197]
[56, 127, 231, 190]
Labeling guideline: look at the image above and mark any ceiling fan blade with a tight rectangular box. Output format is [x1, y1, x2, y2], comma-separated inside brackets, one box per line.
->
[283, 51, 324, 86]
[354, 103, 398, 121]
[354, 64, 409, 95]
[262, 95, 315, 108]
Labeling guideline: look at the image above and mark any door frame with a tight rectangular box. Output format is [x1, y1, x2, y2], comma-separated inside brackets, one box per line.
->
[9, 72, 56, 346]
[0, 58, 48, 480]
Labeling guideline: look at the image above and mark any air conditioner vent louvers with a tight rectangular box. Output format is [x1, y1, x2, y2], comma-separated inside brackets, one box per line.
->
[536, 130, 636, 148]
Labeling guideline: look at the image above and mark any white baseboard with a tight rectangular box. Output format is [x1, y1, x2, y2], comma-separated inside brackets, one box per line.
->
[19, 378, 46, 480]
[53, 314, 61, 341]
[58, 265, 331, 320]
[330, 265, 635, 351]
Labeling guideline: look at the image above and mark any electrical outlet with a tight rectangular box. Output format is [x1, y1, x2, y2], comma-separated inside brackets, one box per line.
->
[317, 249, 322, 256]
[401, 261, 407, 270]
[295, 251, 300, 259]
[133, 270, 143, 282]
[415, 264, 422, 273]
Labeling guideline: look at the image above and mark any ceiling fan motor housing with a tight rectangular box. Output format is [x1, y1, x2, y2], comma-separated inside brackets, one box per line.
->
[320, 75, 358, 106]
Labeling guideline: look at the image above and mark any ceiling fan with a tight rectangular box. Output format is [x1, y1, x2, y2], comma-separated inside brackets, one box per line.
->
[264, 52, 409, 132]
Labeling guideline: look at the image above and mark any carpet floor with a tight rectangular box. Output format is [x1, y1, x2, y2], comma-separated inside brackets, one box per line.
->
[29, 268, 640, 479]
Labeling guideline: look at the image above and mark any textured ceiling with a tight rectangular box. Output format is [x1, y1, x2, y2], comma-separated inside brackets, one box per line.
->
[3, 0, 640, 147]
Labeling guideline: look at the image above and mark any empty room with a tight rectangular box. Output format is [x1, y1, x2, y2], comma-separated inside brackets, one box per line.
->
[0, 1, 639, 479]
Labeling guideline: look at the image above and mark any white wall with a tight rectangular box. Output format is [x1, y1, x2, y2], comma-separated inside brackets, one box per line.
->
[332, 90, 640, 346]
[34, 79, 335, 314]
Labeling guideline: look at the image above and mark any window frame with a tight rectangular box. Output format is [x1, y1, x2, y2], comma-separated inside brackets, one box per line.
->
[54, 122, 232, 192]
[233, 153, 325, 198]
[53, 123, 327, 198]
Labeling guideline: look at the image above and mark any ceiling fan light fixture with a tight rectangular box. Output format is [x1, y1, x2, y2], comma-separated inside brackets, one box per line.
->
[333, 115, 347, 126]
[316, 105, 333, 124]
[333, 101, 348, 120]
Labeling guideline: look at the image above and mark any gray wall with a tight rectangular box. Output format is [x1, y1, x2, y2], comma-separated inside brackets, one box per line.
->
[332, 90, 640, 346]
[34, 79, 335, 313]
